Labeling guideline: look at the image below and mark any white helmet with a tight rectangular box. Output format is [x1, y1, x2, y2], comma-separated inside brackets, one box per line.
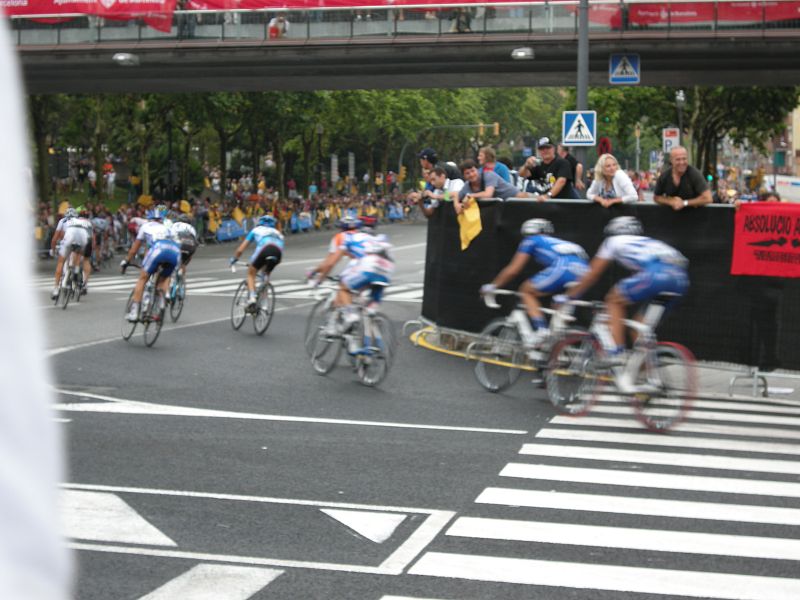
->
[64, 207, 78, 219]
[604, 216, 642, 237]
[521, 218, 554, 237]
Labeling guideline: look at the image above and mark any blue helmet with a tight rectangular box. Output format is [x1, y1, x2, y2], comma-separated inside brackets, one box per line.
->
[258, 214, 277, 227]
[146, 208, 163, 221]
[337, 216, 362, 231]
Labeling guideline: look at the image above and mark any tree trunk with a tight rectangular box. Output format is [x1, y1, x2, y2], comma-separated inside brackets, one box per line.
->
[140, 145, 150, 198]
[29, 96, 53, 212]
[274, 136, 285, 198]
[301, 130, 312, 194]
[93, 98, 105, 203]
[217, 127, 228, 196]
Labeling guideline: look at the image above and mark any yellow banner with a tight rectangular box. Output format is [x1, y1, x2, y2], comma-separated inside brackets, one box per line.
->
[457, 201, 482, 251]
[231, 206, 245, 226]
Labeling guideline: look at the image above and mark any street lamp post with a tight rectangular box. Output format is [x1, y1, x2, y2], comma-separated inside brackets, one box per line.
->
[634, 122, 641, 173]
[167, 112, 174, 204]
[316, 123, 324, 192]
[675, 90, 686, 148]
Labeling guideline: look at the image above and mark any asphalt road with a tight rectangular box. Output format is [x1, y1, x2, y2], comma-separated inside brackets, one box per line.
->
[40, 221, 800, 600]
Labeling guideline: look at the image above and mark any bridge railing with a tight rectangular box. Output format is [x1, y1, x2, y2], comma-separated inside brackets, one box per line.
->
[10, 1, 800, 46]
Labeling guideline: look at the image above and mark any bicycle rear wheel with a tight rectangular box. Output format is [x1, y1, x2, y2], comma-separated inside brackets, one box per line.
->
[169, 274, 185, 322]
[546, 333, 602, 416]
[633, 342, 696, 432]
[230, 281, 248, 330]
[121, 290, 137, 341]
[304, 298, 330, 356]
[60, 272, 73, 310]
[310, 310, 342, 374]
[253, 283, 276, 335]
[473, 318, 523, 393]
[355, 315, 394, 387]
[143, 291, 165, 347]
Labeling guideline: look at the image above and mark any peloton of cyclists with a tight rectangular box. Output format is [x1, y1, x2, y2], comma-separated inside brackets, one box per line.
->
[229, 214, 285, 308]
[120, 204, 182, 322]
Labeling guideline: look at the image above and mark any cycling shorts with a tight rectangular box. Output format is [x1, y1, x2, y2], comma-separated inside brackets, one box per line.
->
[83, 239, 93, 258]
[617, 265, 689, 304]
[342, 269, 390, 303]
[250, 244, 282, 273]
[142, 240, 181, 277]
[530, 257, 588, 295]
[60, 228, 88, 258]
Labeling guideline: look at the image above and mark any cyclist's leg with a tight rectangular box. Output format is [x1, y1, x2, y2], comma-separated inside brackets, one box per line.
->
[82, 240, 93, 287]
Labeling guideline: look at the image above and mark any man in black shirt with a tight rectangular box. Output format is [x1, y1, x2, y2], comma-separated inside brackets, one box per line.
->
[417, 148, 461, 181]
[519, 137, 575, 201]
[558, 143, 584, 198]
[654, 147, 712, 210]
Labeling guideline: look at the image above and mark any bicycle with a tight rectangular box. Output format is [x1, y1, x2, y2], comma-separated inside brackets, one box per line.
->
[120, 264, 167, 347]
[54, 244, 84, 310]
[304, 277, 339, 357]
[308, 282, 397, 387]
[229, 262, 276, 336]
[468, 289, 578, 393]
[167, 269, 187, 322]
[546, 293, 696, 432]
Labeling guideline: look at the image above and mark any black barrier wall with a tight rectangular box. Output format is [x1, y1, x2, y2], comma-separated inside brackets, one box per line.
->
[422, 200, 797, 370]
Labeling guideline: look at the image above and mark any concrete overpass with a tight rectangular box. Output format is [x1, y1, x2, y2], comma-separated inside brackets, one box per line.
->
[16, 10, 800, 94]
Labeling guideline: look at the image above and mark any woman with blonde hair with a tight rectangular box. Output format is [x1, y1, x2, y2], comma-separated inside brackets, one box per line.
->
[587, 153, 639, 207]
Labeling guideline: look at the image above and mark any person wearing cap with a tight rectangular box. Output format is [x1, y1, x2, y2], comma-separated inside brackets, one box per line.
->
[519, 137, 575, 201]
[456, 158, 523, 213]
[417, 147, 461, 181]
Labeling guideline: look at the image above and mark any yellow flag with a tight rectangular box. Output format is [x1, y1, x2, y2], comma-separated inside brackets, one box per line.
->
[232, 206, 245, 226]
[457, 201, 482, 251]
[138, 195, 154, 208]
[58, 200, 69, 215]
[180, 200, 191, 214]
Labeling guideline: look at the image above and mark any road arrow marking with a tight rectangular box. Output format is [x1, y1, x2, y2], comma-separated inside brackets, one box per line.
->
[322, 509, 406, 543]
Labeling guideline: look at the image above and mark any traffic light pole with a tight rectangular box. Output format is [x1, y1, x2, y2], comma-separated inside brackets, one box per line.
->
[575, 0, 589, 188]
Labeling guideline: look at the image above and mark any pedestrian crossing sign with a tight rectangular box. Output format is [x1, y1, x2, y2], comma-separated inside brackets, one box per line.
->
[561, 111, 596, 147]
[609, 53, 640, 84]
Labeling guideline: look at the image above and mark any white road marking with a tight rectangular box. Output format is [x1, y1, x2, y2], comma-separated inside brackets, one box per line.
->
[475, 487, 800, 526]
[446, 516, 800, 561]
[592, 404, 800, 427]
[61, 490, 176, 547]
[53, 389, 526, 435]
[321, 509, 406, 544]
[409, 552, 800, 599]
[501, 463, 800, 498]
[138, 564, 282, 600]
[536, 428, 800, 456]
[519, 443, 800, 475]
[63, 482, 454, 576]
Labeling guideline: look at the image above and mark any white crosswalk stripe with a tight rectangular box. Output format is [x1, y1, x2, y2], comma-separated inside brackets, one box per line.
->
[34, 276, 424, 302]
[410, 397, 800, 598]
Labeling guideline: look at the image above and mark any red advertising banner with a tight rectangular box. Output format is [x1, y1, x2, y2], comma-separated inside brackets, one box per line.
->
[0, 0, 177, 32]
[731, 202, 800, 277]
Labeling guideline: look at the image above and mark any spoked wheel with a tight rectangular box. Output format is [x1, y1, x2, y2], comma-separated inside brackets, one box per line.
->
[231, 281, 248, 330]
[169, 275, 185, 322]
[121, 290, 138, 341]
[143, 291, 165, 347]
[355, 315, 395, 387]
[60, 272, 73, 310]
[73, 271, 83, 304]
[633, 342, 696, 432]
[546, 333, 602, 416]
[253, 283, 276, 336]
[304, 298, 330, 356]
[473, 319, 523, 393]
[310, 311, 342, 375]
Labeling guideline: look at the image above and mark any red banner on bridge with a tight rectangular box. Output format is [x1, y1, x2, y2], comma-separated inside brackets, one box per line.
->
[0, 0, 177, 32]
[731, 202, 800, 277]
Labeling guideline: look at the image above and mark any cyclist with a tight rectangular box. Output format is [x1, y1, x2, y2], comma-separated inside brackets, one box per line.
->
[75, 207, 95, 293]
[170, 214, 199, 278]
[229, 214, 284, 308]
[480, 218, 588, 346]
[560, 215, 689, 356]
[50, 207, 93, 299]
[91, 209, 111, 269]
[120, 204, 181, 322]
[311, 216, 394, 335]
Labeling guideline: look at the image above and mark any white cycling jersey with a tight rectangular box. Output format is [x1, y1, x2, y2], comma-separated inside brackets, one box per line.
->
[596, 234, 688, 271]
[354, 234, 395, 277]
[136, 221, 174, 248]
[170, 221, 198, 242]
[59, 218, 92, 257]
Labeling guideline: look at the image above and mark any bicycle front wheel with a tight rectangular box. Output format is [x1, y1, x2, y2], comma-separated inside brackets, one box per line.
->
[170, 275, 185, 322]
[473, 319, 523, 393]
[121, 290, 137, 341]
[230, 281, 248, 330]
[546, 333, 601, 416]
[143, 291, 165, 347]
[633, 342, 696, 432]
[304, 298, 330, 356]
[74, 271, 83, 304]
[253, 283, 275, 335]
[310, 310, 342, 375]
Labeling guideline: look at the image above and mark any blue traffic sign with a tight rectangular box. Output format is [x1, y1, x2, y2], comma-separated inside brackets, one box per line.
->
[562, 111, 596, 147]
[609, 53, 640, 85]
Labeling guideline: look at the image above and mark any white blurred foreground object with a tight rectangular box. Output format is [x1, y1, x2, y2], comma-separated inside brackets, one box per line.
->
[0, 16, 72, 600]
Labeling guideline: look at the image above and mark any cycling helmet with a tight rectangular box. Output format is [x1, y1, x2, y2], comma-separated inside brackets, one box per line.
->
[520, 218, 554, 237]
[258, 214, 277, 227]
[64, 207, 78, 219]
[360, 215, 378, 231]
[146, 208, 163, 220]
[178, 213, 192, 224]
[337, 216, 362, 231]
[604, 216, 642, 237]
[155, 204, 168, 218]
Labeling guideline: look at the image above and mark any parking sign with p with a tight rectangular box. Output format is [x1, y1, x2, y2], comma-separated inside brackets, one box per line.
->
[662, 128, 680, 154]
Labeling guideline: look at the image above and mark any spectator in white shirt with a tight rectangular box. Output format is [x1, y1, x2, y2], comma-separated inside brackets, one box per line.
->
[586, 153, 639, 207]
[418, 165, 464, 218]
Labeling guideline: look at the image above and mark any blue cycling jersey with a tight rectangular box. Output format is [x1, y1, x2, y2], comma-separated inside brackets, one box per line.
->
[246, 225, 285, 252]
[517, 235, 589, 267]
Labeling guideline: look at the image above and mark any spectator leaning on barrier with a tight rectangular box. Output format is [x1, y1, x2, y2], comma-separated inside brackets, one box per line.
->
[519, 137, 575, 202]
[419, 166, 464, 218]
[478, 146, 512, 183]
[587, 153, 639, 208]
[417, 147, 462, 181]
[455, 158, 522, 214]
[558, 143, 585, 197]
[654, 146, 712, 210]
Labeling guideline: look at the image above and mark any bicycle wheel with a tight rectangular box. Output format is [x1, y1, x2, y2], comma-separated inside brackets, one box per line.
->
[230, 281, 248, 330]
[546, 333, 602, 416]
[121, 290, 138, 341]
[355, 315, 394, 387]
[143, 291, 165, 347]
[310, 311, 342, 375]
[304, 298, 331, 356]
[169, 274, 185, 322]
[253, 283, 276, 335]
[473, 318, 523, 393]
[633, 342, 696, 432]
[60, 271, 73, 310]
